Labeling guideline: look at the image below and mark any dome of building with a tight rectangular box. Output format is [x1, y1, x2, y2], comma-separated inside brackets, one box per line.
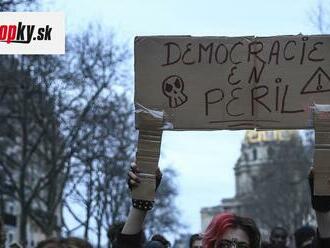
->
[244, 130, 299, 144]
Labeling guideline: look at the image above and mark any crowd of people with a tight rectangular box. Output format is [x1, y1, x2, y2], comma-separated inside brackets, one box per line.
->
[1, 165, 330, 248]
[260, 225, 316, 248]
[116, 165, 330, 248]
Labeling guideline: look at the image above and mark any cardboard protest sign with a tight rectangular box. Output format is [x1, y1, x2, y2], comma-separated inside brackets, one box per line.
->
[136, 129, 162, 174]
[135, 112, 163, 174]
[313, 104, 330, 195]
[132, 112, 163, 202]
[135, 35, 330, 130]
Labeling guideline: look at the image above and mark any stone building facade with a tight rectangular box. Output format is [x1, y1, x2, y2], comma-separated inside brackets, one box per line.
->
[200, 130, 301, 232]
[2, 179, 62, 248]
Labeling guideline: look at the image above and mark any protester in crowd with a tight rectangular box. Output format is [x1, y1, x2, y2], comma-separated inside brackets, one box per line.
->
[261, 241, 270, 248]
[36, 237, 58, 248]
[118, 164, 162, 248]
[119, 163, 330, 248]
[130, 234, 170, 248]
[108, 222, 126, 248]
[202, 212, 260, 248]
[36, 237, 93, 248]
[150, 234, 170, 247]
[0, 218, 5, 248]
[144, 239, 169, 248]
[262, 227, 288, 248]
[294, 226, 316, 248]
[189, 233, 203, 248]
[269, 227, 288, 248]
[64, 237, 93, 248]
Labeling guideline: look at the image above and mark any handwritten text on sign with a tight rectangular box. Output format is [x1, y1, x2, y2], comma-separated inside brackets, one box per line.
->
[135, 35, 330, 130]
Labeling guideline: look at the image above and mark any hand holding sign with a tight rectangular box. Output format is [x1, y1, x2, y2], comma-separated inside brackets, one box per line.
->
[132, 111, 164, 210]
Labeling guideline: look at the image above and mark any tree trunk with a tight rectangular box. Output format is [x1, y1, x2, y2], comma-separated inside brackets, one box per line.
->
[84, 165, 93, 239]
[19, 80, 28, 247]
[19, 206, 28, 247]
[96, 221, 101, 248]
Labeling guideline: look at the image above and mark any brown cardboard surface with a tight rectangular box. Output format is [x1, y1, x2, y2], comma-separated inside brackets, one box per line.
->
[313, 105, 330, 195]
[136, 149, 160, 157]
[313, 105, 330, 132]
[132, 173, 156, 201]
[135, 155, 160, 164]
[134, 111, 163, 200]
[315, 132, 330, 148]
[136, 127, 163, 173]
[137, 141, 162, 154]
[139, 133, 162, 143]
[134, 161, 158, 174]
[136, 111, 164, 129]
[135, 35, 330, 130]
[139, 131, 162, 137]
[313, 170, 330, 196]
[314, 149, 330, 170]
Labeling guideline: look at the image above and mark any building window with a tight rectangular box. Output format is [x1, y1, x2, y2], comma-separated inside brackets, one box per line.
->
[4, 213, 17, 226]
[253, 148, 257, 160]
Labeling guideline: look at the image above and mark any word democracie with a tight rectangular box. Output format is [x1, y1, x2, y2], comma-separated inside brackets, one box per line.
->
[0, 22, 52, 44]
[161, 36, 323, 66]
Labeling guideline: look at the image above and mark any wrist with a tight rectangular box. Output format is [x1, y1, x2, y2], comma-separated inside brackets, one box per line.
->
[132, 199, 154, 211]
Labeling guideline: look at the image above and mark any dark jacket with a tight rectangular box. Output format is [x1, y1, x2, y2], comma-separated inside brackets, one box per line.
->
[118, 232, 144, 248]
[118, 232, 330, 248]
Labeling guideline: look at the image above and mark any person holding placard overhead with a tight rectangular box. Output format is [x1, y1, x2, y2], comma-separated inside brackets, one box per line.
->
[118, 163, 164, 248]
[118, 162, 330, 248]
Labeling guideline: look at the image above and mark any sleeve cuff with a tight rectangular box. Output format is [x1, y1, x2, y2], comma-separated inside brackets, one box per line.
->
[118, 231, 143, 248]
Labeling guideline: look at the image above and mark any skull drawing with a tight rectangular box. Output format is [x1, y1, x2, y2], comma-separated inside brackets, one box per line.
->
[162, 75, 188, 108]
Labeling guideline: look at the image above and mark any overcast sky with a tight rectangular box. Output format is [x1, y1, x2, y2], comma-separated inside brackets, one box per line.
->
[45, 0, 322, 241]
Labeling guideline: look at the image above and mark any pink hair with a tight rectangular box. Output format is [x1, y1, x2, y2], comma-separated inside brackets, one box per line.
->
[202, 213, 235, 248]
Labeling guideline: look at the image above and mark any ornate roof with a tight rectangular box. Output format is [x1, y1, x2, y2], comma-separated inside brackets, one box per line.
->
[244, 130, 299, 144]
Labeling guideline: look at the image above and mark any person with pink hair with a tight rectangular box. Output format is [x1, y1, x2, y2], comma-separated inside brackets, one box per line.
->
[203, 212, 260, 248]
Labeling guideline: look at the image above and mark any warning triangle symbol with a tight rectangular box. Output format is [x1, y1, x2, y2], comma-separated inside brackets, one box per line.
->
[301, 67, 330, 94]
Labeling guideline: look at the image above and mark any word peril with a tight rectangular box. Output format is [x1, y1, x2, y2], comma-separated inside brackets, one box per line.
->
[204, 83, 304, 117]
